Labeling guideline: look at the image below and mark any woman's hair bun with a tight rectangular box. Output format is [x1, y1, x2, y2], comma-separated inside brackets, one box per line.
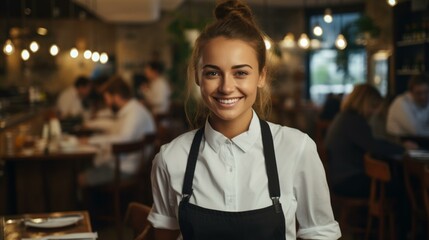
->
[214, 0, 253, 22]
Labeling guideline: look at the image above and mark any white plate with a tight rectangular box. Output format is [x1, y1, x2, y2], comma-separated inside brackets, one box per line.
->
[408, 150, 429, 159]
[24, 216, 82, 228]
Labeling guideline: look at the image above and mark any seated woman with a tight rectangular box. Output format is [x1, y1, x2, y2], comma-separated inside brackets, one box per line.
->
[325, 84, 410, 197]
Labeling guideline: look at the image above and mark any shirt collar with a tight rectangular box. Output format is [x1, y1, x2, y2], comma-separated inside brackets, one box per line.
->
[204, 110, 261, 153]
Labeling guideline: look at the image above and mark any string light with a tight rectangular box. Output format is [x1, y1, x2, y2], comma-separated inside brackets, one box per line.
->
[100, 52, 109, 64]
[3, 39, 15, 55]
[335, 34, 347, 50]
[21, 49, 30, 61]
[49, 44, 59, 56]
[84, 50, 92, 59]
[298, 33, 310, 49]
[313, 24, 323, 36]
[70, 48, 78, 58]
[91, 51, 100, 62]
[29, 41, 39, 52]
[387, 0, 396, 6]
[323, 8, 333, 23]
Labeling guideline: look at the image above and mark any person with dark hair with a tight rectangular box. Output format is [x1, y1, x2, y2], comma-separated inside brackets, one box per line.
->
[78, 75, 156, 186]
[147, 1, 340, 239]
[387, 74, 429, 137]
[140, 60, 172, 115]
[56, 75, 91, 119]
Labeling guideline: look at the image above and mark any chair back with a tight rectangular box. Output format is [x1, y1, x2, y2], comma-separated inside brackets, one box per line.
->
[125, 202, 154, 239]
[364, 154, 391, 182]
[423, 166, 429, 222]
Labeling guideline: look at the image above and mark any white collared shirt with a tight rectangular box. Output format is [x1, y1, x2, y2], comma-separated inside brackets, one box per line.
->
[56, 87, 85, 118]
[148, 111, 341, 240]
[89, 99, 156, 174]
[387, 92, 429, 137]
[142, 76, 171, 114]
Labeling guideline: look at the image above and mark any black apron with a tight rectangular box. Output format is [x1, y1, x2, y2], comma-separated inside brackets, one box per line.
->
[178, 119, 286, 240]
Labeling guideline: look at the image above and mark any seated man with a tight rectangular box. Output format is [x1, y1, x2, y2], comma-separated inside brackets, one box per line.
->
[56, 76, 92, 119]
[139, 61, 172, 115]
[387, 74, 429, 137]
[78, 76, 156, 186]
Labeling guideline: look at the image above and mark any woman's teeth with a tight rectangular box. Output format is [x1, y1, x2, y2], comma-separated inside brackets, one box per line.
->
[218, 98, 240, 105]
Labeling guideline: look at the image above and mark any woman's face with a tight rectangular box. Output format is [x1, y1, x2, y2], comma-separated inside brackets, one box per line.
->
[197, 36, 266, 125]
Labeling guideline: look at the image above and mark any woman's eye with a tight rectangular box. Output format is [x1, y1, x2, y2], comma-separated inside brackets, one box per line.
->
[235, 71, 248, 77]
[204, 71, 219, 78]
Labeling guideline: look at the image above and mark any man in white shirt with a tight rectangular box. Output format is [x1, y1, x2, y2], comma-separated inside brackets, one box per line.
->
[140, 61, 172, 115]
[56, 76, 91, 119]
[387, 74, 429, 137]
[78, 76, 156, 186]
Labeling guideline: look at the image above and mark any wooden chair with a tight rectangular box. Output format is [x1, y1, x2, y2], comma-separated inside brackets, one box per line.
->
[124, 202, 154, 239]
[422, 166, 429, 239]
[87, 134, 156, 240]
[364, 153, 396, 240]
[331, 194, 368, 238]
[403, 156, 426, 239]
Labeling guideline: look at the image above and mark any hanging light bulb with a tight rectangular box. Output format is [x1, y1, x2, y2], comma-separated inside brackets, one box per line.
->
[70, 48, 78, 58]
[91, 51, 100, 62]
[29, 41, 39, 53]
[310, 39, 322, 49]
[83, 50, 92, 59]
[323, 8, 333, 23]
[298, 33, 310, 49]
[281, 33, 295, 48]
[21, 49, 30, 61]
[100, 52, 109, 64]
[335, 34, 347, 50]
[387, 0, 396, 6]
[264, 39, 272, 50]
[3, 39, 15, 55]
[49, 44, 59, 56]
[313, 23, 323, 37]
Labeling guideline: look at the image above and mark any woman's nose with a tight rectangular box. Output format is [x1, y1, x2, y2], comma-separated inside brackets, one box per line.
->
[219, 74, 235, 93]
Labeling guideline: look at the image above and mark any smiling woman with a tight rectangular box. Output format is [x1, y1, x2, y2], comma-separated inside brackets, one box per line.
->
[147, 1, 341, 240]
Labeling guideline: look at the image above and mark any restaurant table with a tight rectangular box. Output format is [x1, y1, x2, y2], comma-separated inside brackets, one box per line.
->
[1, 211, 94, 240]
[0, 146, 97, 214]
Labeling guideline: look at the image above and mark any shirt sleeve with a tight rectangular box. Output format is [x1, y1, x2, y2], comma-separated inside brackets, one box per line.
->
[387, 97, 417, 135]
[294, 135, 342, 240]
[147, 150, 180, 230]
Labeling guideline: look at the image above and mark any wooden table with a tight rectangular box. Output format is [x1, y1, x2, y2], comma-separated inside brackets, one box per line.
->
[1, 146, 97, 214]
[1, 211, 93, 240]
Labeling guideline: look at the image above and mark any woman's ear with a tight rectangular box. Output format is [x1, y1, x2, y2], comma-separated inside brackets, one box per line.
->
[258, 67, 267, 88]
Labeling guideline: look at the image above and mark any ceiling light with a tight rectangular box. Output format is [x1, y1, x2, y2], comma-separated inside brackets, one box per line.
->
[100, 53, 109, 64]
[313, 24, 323, 37]
[84, 50, 92, 59]
[37, 27, 48, 36]
[3, 39, 15, 55]
[298, 33, 310, 49]
[21, 49, 30, 61]
[281, 33, 295, 48]
[91, 51, 100, 62]
[70, 48, 78, 58]
[49, 44, 59, 56]
[264, 39, 272, 50]
[323, 8, 333, 23]
[387, 0, 397, 6]
[29, 41, 39, 52]
[335, 34, 347, 50]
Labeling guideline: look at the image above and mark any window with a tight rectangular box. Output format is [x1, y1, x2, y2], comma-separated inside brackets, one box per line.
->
[308, 12, 367, 105]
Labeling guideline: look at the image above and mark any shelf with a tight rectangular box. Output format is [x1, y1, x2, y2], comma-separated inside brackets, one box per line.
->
[396, 69, 423, 75]
[396, 39, 429, 47]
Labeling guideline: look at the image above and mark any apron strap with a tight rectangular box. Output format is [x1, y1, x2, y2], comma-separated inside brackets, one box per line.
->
[182, 128, 204, 198]
[259, 119, 281, 199]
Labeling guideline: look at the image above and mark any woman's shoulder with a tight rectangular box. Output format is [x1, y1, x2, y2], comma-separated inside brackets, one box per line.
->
[156, 129, 199, 164]
[266, 121, 311, 143]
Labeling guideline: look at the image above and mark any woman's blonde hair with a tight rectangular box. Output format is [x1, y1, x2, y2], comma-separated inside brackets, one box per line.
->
[185, 0, 271, 128]
[341, 83, 382, 117]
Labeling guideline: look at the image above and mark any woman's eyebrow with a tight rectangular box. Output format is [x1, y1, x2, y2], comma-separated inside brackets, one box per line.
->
[232, 64, 253, 69]
[202, 64, 253, 69]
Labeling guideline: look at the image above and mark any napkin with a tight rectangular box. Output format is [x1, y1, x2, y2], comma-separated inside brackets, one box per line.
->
[22, 232, 98, 240]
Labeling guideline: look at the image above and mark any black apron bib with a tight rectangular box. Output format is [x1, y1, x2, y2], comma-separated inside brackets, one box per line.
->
[178, 119, 286, 240]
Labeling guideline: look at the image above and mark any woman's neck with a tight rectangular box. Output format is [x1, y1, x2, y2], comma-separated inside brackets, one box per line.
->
[208, 111, 253, 139]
